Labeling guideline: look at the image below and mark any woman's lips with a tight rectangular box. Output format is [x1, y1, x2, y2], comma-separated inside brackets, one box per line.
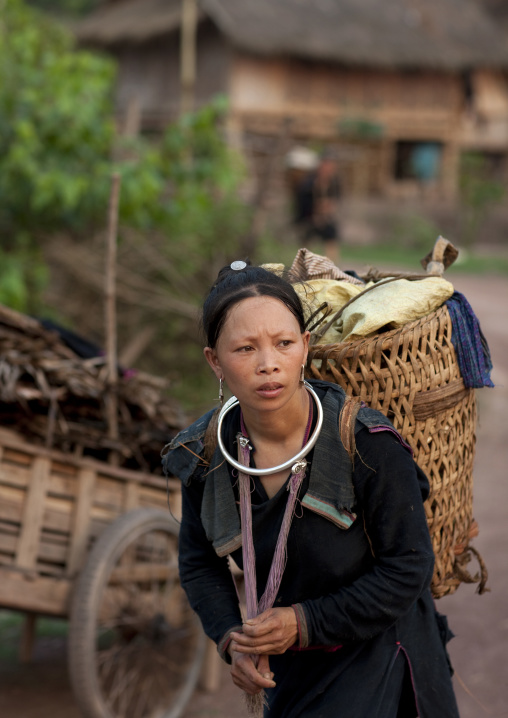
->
[256, 383, 284, 398]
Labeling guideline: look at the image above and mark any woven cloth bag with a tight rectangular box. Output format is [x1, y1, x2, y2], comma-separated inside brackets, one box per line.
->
[304, 241, 488, 598]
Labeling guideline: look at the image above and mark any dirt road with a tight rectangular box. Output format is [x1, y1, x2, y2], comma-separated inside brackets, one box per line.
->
[0, 272, 506, 718]
[437, 273, 508, 718]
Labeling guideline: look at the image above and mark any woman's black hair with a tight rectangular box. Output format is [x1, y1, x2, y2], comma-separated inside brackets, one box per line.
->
[202, 262, 306, 348]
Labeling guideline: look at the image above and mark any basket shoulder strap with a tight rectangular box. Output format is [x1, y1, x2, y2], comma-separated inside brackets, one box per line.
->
[338, 395, 362, 464]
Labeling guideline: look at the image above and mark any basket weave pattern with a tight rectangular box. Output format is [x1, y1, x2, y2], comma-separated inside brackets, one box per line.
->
[306, 304, 478, 598]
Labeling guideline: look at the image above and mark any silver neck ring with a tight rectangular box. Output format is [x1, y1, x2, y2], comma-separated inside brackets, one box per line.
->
[216, 381, 323, 476]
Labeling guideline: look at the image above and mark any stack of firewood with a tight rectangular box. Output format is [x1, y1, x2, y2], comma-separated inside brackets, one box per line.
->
[0, 304, 185, 472]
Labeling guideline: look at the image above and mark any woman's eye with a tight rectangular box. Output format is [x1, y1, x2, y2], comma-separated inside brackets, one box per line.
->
[237, 345, 253, 352]
[279, 340, 293, 347]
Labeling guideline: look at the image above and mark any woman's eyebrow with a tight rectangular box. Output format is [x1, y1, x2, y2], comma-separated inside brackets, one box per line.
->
[233, 329, 297, 343]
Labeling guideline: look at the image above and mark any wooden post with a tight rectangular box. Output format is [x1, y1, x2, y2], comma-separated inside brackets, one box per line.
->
[16, 457, 51, 570]
[105, 173, 121, 462]
[19, 613, 37, 664]
[123, 96, 141, 137]
[180, 0, 198, 115]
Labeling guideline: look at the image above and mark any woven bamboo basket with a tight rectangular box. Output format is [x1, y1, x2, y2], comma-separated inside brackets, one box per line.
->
[306, 302, 487, 599]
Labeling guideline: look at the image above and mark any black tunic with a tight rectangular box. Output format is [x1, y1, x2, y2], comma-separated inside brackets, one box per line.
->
[176, 388, 460, 717]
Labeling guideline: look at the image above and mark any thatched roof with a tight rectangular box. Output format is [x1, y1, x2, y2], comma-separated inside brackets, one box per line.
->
[77, 0, 508, 70]
[0, 304, 186, 473]
[77, 0, 199, 46]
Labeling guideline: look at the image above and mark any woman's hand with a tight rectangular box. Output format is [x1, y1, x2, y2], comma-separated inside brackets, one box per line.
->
[230, 607, 298, 656]
[230, 651, 275, 695]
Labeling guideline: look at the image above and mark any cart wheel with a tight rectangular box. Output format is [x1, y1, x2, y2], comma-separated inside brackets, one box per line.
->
[68, 508, 206, 718]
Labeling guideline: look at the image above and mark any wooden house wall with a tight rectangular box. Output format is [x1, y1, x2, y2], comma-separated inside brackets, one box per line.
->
[228, 54, 464, 197]
[230, 55, 462, 133]
[114, 21, 231, 131]
[460, 70, 508, 153]
[102, 30, 507, 196]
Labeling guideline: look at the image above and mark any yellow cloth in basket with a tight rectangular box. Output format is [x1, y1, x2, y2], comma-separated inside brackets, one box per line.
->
[295, 277, 454, 344]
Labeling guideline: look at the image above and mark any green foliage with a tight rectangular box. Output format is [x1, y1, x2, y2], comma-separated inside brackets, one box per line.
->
[114, 99, 251, 411]
[158, 97, 249, 263]
[116, 95, 248, 250]
[0, 0, 117, 241]
[0, 0, 121, 311]
[337, 117, 384, 140]
[0, 2, 248, 325]
[459, 152, 506, 249]
[0, 238, 48, 312]
[0, 3, 248, 411]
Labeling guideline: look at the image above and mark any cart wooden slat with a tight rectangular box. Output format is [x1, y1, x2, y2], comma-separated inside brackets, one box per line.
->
[0, 426, 181, 617]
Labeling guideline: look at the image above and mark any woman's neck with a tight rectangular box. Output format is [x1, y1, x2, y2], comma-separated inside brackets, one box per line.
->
[241, 385, 310, 447]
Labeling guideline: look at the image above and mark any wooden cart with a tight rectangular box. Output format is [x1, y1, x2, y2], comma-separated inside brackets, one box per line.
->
[0, 425, 206, 718]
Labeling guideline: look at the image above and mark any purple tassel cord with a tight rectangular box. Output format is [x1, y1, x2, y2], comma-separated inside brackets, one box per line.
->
[237, 447, 306, 718]
[236, 395, 313, 717]
[258, 466, 306, 613]
[238, 453, 307, 619]
[238, 437, 259, 622]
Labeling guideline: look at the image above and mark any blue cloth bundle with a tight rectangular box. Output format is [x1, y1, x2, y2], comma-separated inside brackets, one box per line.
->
[445, 291, 494, 389]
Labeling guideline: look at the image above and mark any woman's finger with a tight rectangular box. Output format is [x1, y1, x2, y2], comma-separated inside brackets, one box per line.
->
[231, 636, 293, 656]
[230, 652, 276, 693]
[257, 653, 273, 680]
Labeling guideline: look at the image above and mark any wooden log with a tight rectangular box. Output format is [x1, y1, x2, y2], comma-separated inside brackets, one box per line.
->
[16, 457, 51, 570]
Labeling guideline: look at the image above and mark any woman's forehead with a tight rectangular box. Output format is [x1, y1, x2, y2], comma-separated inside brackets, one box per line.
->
[223, 296, 299, 331]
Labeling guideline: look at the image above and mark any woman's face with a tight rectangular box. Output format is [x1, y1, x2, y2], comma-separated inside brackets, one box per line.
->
[204, 295, 310, 414]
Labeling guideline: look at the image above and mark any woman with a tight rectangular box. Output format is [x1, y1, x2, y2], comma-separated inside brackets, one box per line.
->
[162, 261, 460, 717]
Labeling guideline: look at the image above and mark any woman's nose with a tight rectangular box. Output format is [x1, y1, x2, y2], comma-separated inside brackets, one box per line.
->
[257, 349, 279, 374]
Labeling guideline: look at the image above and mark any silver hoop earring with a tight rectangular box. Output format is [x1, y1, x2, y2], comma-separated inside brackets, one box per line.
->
[218, 377, 224, 406]
[300, 365, 305, 384]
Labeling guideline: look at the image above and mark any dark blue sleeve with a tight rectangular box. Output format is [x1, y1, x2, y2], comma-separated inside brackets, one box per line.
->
[178, 478, 243, 650]
[299, 429, 435, 646]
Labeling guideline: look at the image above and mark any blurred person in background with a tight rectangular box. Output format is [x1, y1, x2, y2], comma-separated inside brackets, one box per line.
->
[292, 148, 342, 265]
